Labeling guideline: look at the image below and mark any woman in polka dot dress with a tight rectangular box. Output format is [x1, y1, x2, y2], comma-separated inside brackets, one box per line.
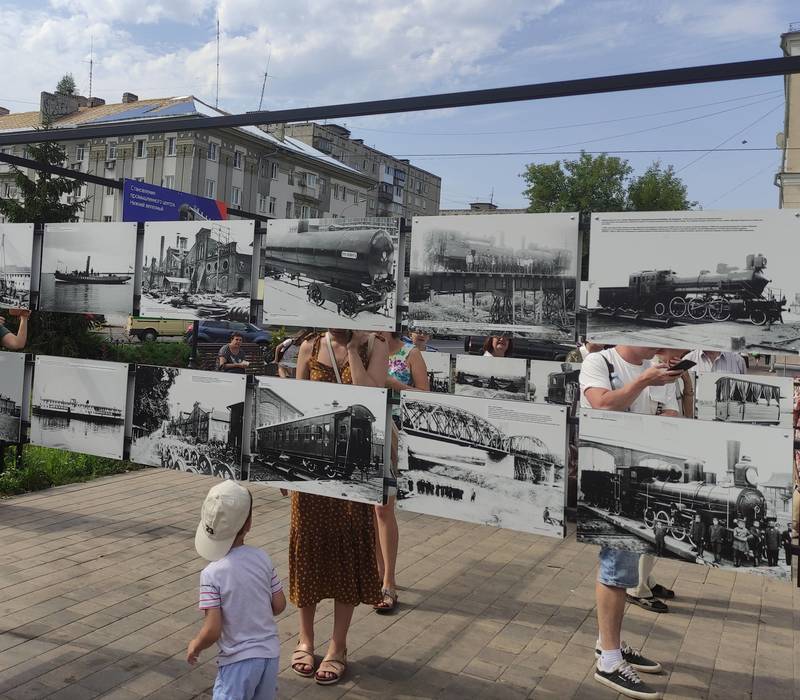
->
[289, 329, 388, 685]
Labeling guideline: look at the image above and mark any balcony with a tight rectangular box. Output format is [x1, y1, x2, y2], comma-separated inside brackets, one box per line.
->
[377, 183, 393, 201]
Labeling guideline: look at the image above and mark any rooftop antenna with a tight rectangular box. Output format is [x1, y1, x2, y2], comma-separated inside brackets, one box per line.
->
[215, 13, 220, 108]
[83, 36, 95, 99]
[257, 47, 272, 111]
[489, 187, 494, 204]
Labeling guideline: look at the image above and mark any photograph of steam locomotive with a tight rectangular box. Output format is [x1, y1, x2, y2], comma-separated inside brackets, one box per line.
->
[262, 217, 400, 331]
[0, 352, 25, 443]
[30, 356, 128, 460]
[421, 351, 452, 393]
[407, 212, 578, 339]
[247, 377, 388, 503]
[578, 409, 793, 579]
[141, 221, 256, 321]
[397, 391, 567, 537]
[40, 223, 137, 316]
[586, 210, 800, 353]
[528, 360, 581, 407]
[130, 366, 246, 479]
[695, 372, 793, 428]
[0, 224, 33, 309]
[454, 355, 528, 401]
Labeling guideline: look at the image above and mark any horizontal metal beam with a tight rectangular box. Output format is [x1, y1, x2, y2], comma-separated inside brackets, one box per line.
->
[0, 151, 122, 188]
[0, 56, 798, 147]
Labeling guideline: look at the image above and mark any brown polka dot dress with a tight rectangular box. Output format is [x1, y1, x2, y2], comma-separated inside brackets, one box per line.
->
[288, 334, 383, 608]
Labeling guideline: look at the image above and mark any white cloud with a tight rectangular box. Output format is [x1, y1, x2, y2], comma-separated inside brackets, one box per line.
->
[48, 0, 215, 25]
[657, 1, 785, 39]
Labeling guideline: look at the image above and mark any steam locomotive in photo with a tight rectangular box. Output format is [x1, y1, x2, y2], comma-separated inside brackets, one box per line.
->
[545, 363, 581, 405]
[596, 254, 786, 325]
[255, 404, 378, 480]
[264, 223, 395, 317]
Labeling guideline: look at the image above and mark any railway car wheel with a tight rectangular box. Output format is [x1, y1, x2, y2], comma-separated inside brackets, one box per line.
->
[173, 456, 188, 473]
[644, 508, 656, 528]
[198, 455, 214, 475]
[668, 297, 687, 317]
[213, 463, 235, 480]
[340, 296, 358, 318]
[749, 310, 767, 326]
[708, 300, 731, 322]
[308, 284, 325, 307]
[687, 300, 707, 320]
[671, 525, 687, 541]
[653, 302, 666, 317]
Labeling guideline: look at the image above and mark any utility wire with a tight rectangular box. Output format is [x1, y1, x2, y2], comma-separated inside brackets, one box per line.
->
[705, 159, 780, 206]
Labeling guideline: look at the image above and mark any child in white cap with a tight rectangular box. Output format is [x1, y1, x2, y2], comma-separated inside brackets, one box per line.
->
[187, 481, 286, 700]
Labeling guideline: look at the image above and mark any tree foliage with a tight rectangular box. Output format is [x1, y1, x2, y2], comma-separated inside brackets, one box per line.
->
[627, 161, 697, 211]
[133, 366, 180, 433]
[55, 73, 77, 96]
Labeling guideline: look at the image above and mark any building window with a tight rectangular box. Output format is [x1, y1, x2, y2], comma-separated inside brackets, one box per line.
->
[105, 185, 115, 195]
[103, 215, 112, 222]
[107, 143, 117, 159]
[167, 137, 177, 156]
[342, 187, 348, 202]
[233, 150, 243, 169]
[134, 177, 145, 182]
[368, 199, 375, 210]
[75, 145, 85, 161]
[285, 201, 292, 218]
[260, 160, 268, 177]
[257, 194, 268, 213]
[207, 142, 218, 161]
[205, 179, 216, 198]
[287, 171, 294, 186]
[135, 140, 147, 158]
[231, 186, 241, 206]
[271, 162, 278, 180]
[162, 175, 175, 189]
[394, 186, 402, 197]
[318, 177, 326, 192]
[372, 162, 377, 174]
[269, 196, 276, 215]
[362, 159, 366, 170]
[354, 190, 360, 204]
[305, 173, 317, 188]
[385, 165, 391, 175]
[333, 184, 340, 200]
[300, 205, 310, 219]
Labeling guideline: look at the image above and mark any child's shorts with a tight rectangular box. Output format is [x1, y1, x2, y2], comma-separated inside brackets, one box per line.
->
[597, 546, 640, 589]
[213, 656, 279, 700]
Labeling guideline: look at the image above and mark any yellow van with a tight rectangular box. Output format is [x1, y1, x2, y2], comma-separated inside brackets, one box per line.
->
[126, 316, 189, 342]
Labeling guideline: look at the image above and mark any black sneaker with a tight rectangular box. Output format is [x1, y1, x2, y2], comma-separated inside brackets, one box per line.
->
[626, 594, 669, 613]
[595, 643, 662, 673]
[649, 583, 675, 599]
[594, 661, 661, 699]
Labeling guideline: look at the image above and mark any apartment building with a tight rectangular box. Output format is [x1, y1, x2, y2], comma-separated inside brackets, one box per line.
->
[778, 24, 800, 208]
[285, 122, 441, 219]
[0, 91, 374, 223]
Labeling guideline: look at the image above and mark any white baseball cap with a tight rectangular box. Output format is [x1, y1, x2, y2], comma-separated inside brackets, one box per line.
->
[195, 480, 252, 561]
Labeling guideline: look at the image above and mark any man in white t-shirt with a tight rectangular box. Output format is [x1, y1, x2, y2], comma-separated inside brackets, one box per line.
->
[580, 346, 682, 699]
[682, 349, 746, 375]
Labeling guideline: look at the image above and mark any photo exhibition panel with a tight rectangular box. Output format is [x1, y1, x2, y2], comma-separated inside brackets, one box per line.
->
[0, 223, 34, 310]
[0, 352, 25, 443]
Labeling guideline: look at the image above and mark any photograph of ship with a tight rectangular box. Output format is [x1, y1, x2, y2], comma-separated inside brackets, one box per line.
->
[0, 224, 33, 309]
[30, 356, 128, 460]
[578, 408, 793, 580]
[528, 360, 581, 407]
[262, 217, 399, 331]
[586, 210, 800, 353]
[407, 213, 578, 339]
[40, 223, 136, 316]
[131, 366, 246, 479]
[421, 352, 452, 394]
[0, 352, 25, 443]
[695, 372, 792, 428]
[248, 377, 388, 503]
[397, 391, 567, 538]
[141, 221, 256, 321]
[454, 355, 527, 401]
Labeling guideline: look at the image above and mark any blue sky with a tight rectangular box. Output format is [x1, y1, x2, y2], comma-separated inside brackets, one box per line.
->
[1, 0, 797, 210]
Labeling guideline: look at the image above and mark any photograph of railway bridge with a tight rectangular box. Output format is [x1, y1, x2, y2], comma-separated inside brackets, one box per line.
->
[397, 391, 567, 538]
[454, 354, 528, 401]
[695, 372, 793, 428]
[578, 408, 793, 580]
[528, 360, 581, 407]
[247, 376, 388, 504]
[0, 224, 33, 310]
[30, 356, 128, 460]
[141, 221, 256, 321]
[130, 366, 245, 479]
[406, 212, 578, 339]
[586, 210, 800, 354]
[262, 216, 400, 331]
[0, 352, 24, 443]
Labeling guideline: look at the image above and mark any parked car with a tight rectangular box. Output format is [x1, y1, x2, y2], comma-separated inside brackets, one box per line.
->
[127, 316, 187, 342]
[185, 320, 271, 345]
[463, 335, 575, 361]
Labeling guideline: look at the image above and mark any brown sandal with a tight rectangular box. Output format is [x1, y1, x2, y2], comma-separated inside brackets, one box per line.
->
[315, 650, 347, 685]
[291, 644, 315, 678]
[374, 588, 398, 614]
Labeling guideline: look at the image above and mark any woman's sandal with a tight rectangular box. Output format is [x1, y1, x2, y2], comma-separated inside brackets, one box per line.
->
[291, 644, 315, 678]
[374, 587, 399, 615]
[315, 650, 347, 686]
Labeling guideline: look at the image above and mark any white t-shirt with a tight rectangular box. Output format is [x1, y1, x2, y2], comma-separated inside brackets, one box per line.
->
[199, 545, 282, 665]
[579, 347, 678, 415]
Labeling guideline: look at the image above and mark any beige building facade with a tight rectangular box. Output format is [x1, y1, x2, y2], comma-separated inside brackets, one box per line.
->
[778, 25, 800, 208]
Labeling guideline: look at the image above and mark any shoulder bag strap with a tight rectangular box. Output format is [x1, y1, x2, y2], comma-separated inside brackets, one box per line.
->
[324, 332, 342, 384]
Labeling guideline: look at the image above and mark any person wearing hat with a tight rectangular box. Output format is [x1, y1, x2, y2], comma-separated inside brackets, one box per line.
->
[783, 523, 794, 566]
[765, 519, 781, 567]
[187, 481, 286, 700]
[732, 520, 750, 567]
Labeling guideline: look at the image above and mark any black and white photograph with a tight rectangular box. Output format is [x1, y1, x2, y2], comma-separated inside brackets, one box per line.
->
[141, 221, 256, 321]
[406, 213, 578, 339]
[578, 408, 793, 580]
[0, 224, 34, 309]
[0, 352, 25, 443]
[131, 366, 246, 479]
[248, 376, 388, 504]
[585, 210, 800, 354]
[262, 217, 400, 331]
[528, 360, 581, 407]
[397, 391, 567, 538]
[454, 354, 527, 401]
[421, 351, 452, 394]
[30, 356, 128, 460]
[695, 372, 793, 428]
[40, 223, 137, 316]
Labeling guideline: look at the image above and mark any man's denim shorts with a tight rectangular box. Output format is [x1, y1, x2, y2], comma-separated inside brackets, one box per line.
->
[597, 546, 640, 589]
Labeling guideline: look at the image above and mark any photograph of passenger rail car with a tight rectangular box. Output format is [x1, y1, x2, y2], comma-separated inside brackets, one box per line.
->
[526, 360, 580, 407]
[248, 377, 388, 503]
[694, 373, 792, 428]
[262, 217, 399, 331]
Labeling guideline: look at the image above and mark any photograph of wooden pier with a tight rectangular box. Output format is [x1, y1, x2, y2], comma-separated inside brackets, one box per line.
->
[0, 224, 33, 310]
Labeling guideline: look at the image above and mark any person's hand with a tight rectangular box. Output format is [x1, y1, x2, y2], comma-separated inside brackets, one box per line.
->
[187, 639, 201, 665]
[347, 331, 368, 350]
[0, 316, 5, 327]
[641, 363, 682, 386]
[9, 309, 30, 319]
[241, 360, 250, 367]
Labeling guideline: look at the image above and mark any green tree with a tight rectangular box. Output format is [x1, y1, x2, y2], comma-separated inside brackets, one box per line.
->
[628, 161, 697, 211]
[133, 365, 180, 434]
[55, 73, 77, 96]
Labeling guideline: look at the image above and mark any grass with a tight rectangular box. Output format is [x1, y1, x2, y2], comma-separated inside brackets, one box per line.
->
[104, 340, 191, 367]
[0, 445, 145, 497]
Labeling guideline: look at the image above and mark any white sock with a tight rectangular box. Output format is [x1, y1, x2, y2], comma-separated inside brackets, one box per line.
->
[599, 648, 623, 673]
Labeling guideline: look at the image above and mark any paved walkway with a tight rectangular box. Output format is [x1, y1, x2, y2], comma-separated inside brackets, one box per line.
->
[0, 469, 796, 699]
